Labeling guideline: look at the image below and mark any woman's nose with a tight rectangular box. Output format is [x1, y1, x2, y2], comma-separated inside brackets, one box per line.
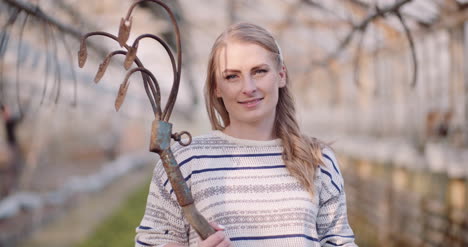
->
[241, 77, 257, 95]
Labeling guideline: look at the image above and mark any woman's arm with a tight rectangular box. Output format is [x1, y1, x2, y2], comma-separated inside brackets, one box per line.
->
[317, 149, 357, 247]
[317, 190, 357, 246]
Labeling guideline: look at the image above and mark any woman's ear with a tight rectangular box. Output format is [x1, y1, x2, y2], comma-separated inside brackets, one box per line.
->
[215, 86, 222, 97]
[278, 65, 287, 88]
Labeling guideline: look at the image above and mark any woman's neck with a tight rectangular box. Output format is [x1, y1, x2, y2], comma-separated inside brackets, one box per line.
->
[223, 120, 276, 141]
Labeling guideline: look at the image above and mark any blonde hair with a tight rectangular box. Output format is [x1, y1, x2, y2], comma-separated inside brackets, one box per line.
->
[204, 22, 324, 195]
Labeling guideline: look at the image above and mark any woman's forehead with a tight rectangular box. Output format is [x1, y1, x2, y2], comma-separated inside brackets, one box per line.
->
[216, 41, 275, 71]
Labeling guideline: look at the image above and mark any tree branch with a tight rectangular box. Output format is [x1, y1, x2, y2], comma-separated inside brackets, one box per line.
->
[324, 0, 413, 64]
[4, 0, 81, 38]
[4, 0, 107, 56]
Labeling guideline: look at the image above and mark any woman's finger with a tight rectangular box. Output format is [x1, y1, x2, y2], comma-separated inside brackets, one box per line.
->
[198, 231, 226, 247]
[218, 238, 232, 247]
[209, 222, 226, 231]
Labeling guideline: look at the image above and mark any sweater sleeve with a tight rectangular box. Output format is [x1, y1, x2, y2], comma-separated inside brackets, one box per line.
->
[317, 148, 357, 247]
[135, 158, 189, 247]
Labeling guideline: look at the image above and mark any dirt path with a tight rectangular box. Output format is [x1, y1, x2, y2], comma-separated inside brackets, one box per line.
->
[18, 163, 154, 247]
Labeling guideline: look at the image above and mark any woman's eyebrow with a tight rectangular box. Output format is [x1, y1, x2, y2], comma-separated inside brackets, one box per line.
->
[222, 69, 240, 74]
[222, 64, 270, 74]
[251, 64, 269, 70]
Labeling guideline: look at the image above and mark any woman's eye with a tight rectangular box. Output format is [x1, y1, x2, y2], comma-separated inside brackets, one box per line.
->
[253, 69, 268, 77]
[225, 74, 238, 80]
[254, 69, 268, 75]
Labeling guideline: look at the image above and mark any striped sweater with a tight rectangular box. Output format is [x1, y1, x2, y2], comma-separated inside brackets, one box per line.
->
[135, 130, 357, 247]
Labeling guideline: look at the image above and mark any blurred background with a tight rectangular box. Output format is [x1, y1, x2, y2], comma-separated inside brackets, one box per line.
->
[0, 0, 467, 246]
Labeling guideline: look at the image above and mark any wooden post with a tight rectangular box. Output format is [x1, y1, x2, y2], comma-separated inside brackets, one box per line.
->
[392, 166, 408, 191]
[448, 178, 466, 210]
[464, 22, 468, 146]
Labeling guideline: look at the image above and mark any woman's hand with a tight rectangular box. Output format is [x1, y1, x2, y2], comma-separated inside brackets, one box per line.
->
[198, 223, 233, 247]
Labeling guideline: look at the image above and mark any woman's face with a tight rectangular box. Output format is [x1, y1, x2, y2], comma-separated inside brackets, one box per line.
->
[215, 41, 286, 128]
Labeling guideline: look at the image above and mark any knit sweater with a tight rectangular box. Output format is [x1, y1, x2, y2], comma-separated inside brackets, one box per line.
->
[135, 130, 357, 247]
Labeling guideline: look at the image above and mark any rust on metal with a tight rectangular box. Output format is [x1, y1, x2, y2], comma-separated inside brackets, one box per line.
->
[114, 81, 129, 111]
[160, 149, 194, 206]
[150, 120, 195, 205]
[124, 43, 138, 70]
[150, 119, 171, 152]
[172, 131, 192, 146]
[118, 17, 132, 47]
[182, 204, 217, 240]
[78, 39, 87, 68]
[94, 55, 111, 83]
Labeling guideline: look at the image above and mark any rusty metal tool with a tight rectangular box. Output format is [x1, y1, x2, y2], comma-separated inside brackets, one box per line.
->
[78, 0, 216, 240]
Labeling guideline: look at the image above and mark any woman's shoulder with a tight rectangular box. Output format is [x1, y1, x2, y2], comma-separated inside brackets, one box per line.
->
[301, 134, 344, 195]
[301, 135, 337, 167]
[321, 146, 341, 175]
[300, 134, 342, 174]
[317, 146, 345, 199]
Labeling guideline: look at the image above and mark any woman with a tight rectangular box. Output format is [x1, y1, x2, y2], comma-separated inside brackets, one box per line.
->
[135, 22, 357, 247]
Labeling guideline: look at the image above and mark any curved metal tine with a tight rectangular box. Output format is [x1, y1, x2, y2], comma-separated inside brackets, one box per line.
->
[125, 0, 182, 122]
[117, 16, 132, 47]
[78, 31, 130, 68]
[119, 67, 162, 119]
[133, 56, 161, 117]
[396, 11, 417, 88]
[128, 33, 177, 93]
[118, 68, 159, 116]
[115, 77, 130, 112]
[123, 41, 138, 70]
[95, 50, 119, 83]
[58, 29, 78, 107]
[97, 50, 159, 116]
[15, 12, 28, 116]
[80, 31, 161, 116]
[40, 20, 51, 105]
[140, 68, 162, 118]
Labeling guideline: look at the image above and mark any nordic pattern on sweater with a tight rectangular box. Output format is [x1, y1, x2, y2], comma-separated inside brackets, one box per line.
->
[135, 130, 357, 247]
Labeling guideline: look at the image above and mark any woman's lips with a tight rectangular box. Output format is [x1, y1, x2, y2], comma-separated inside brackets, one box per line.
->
[238, 98, 263, 108]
